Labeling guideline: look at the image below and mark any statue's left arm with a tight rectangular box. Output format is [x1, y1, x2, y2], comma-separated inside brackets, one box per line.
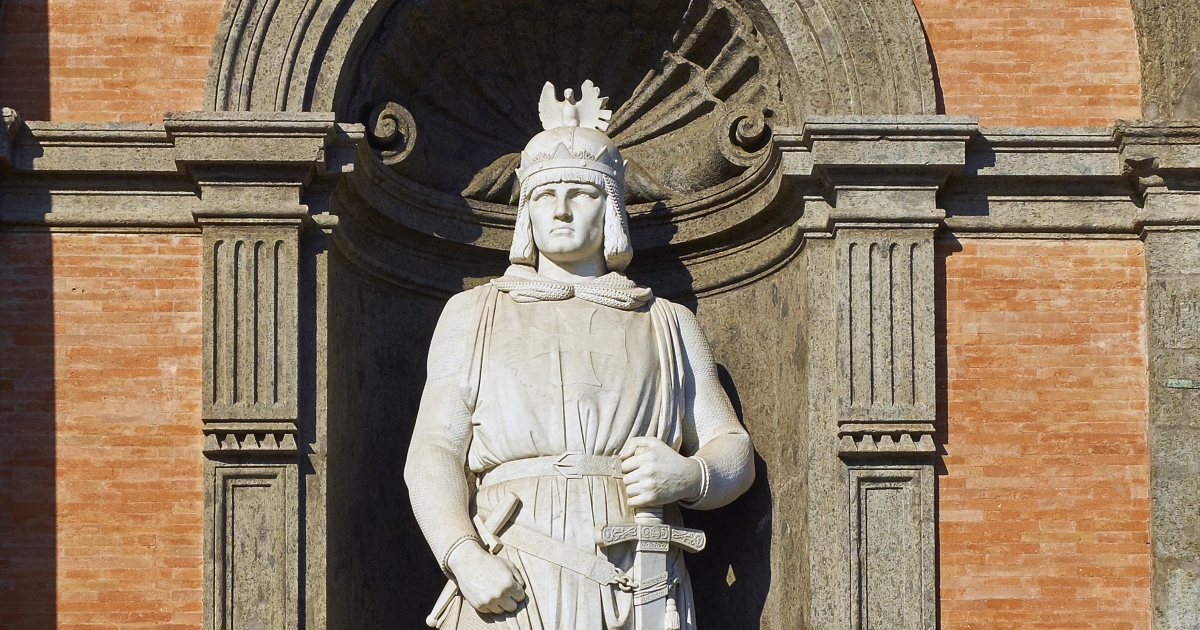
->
[674, 304, 755, 510]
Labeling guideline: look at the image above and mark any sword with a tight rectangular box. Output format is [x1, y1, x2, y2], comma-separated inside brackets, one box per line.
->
[596, 506, 706, 630]
[426, 492, 522, 628]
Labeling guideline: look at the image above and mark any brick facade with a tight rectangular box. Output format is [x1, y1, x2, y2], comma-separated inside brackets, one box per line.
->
[938, 238, 1151, 628]
[0, 234, 203, 630]
[0, 0, 1164, 627]
[0, 0, 221, 121]
[915, 0, 1142, 126]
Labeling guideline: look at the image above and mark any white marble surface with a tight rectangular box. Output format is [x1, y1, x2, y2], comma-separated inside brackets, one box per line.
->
[405, 82, 755, 630]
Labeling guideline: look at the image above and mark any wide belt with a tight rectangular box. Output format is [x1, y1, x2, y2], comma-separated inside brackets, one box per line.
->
[479, 453, 622, 487]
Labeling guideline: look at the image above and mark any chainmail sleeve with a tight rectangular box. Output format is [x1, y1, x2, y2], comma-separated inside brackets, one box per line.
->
[404, 288, 487, 576]
[672, 302, 756, 511]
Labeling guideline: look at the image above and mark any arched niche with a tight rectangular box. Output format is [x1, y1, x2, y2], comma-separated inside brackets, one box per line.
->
[206, 0, 937, 297]
[201, 1, 938, 628]
[205, 0, 936, 117]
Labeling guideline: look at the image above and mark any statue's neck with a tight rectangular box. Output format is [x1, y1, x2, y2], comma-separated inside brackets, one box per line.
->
[536, 254, 608, 283]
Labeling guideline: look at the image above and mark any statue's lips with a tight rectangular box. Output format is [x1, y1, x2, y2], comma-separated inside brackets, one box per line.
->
[549, 227, 574, 235]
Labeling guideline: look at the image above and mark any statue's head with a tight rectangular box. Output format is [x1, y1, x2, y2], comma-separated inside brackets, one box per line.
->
[510, 81, 632, 272]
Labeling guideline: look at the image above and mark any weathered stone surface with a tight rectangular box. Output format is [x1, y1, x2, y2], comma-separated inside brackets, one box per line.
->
[848, 464, 935, 630]
[10, 51, 1200, 630]
[205, 464, 299, 630]
[1144, 228, 1200, 630]
[687, 258, 808, 630]
[203, 0, 936, 120]
[1131, 0, 1200, 120]
[835, 228, 936, 425]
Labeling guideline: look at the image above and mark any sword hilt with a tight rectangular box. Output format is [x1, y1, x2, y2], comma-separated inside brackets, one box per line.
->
[635, 506, 664, 525]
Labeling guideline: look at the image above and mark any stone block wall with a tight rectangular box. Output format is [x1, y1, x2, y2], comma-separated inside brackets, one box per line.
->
[939, 238, 1151, 629]
[0, 233, 204, 630]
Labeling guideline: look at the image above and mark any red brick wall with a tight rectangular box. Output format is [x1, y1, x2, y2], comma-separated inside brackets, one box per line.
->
[0, 0, 1143, 125]
[0, 0, 222, 121]
[0, 233, 203, 629]
[915, 0, 1142, 126]
[938, 238, 1150, 629]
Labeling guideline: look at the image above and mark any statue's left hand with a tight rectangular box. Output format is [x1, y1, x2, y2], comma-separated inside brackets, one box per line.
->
[619, 437, 704, 508]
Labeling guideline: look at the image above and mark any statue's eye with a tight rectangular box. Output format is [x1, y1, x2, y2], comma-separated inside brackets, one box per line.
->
[571, 189, 598, 199]
[534, 191, 555, 201]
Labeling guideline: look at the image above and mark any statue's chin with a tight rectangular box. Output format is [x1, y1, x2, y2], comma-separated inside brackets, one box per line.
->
[534, 242, 604, 263]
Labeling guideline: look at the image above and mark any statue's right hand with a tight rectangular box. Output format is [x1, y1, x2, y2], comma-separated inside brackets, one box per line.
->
[447, 541, 526, 615]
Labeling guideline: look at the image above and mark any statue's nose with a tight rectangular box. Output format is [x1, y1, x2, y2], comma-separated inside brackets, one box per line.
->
[553, 196, 571, 220]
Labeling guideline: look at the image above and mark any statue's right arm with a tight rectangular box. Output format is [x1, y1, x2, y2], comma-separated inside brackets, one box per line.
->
[404, 289, 481, 576]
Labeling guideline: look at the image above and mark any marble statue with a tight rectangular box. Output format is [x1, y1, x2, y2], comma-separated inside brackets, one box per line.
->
[405, 81, 755, 630]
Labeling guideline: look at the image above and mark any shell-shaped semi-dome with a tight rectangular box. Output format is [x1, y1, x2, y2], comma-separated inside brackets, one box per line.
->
[344, 0, 796, 202]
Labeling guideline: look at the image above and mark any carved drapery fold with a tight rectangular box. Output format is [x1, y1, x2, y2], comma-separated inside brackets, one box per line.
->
[201, 0, 937, 299]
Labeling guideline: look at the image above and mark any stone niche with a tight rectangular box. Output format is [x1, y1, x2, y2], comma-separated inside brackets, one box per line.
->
[197, 0, 940, 628]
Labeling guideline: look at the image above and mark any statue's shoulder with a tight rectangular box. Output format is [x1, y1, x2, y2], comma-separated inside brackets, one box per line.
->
[446, 282, 492, 309]
[435, 284, 495, 332]
[652, 295, 700, 326]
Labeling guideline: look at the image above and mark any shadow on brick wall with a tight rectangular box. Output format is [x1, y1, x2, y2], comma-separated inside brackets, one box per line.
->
[0, 232, 56, 627]
[932, 234, 962, 629]
[0, 0, 50, 120]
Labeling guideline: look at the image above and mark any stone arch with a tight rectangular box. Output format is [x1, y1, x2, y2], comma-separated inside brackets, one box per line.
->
[204, 0, 938, 298]
[199, 2, 939, 628]
[204, 0, 937, 118]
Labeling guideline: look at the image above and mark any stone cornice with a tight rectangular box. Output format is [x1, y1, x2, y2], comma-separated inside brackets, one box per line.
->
[165, 111, 337, 169]
[4, 115, 1200, 233]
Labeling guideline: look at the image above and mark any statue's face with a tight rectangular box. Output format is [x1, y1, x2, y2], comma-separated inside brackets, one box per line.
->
[527, 181, 606, 264]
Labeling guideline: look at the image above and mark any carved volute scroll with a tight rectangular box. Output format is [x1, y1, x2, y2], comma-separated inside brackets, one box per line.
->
[345, 0, 788, 200]
[204, 0, 936, 118]
[195, 2, 944, 627]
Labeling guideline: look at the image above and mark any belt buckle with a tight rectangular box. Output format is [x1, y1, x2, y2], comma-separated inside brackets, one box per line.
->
[553, 452, 584, 479]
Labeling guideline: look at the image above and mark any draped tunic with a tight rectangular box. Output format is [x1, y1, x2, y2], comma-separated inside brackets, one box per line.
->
[408, 267, 750, 630]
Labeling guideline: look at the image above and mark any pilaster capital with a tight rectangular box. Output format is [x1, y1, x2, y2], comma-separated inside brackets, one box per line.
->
[1117, 120, 1200, 171]
[165, 112, 348, 224]
[165, 111, 337, 169]
[777, 115, 976, 226]
[1116, 121, 1200, 228]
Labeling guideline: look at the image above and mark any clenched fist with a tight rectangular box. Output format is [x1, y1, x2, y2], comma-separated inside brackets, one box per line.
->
[446, 541, 526, 614]
[619, 436, 704, 508]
